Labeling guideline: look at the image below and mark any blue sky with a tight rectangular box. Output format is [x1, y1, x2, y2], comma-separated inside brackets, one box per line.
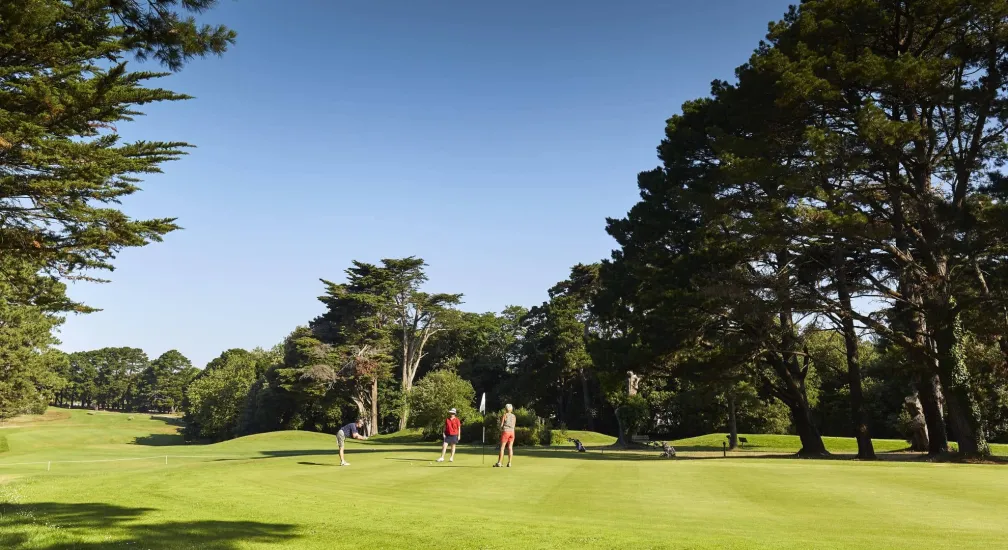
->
[58, 0, 794, 367]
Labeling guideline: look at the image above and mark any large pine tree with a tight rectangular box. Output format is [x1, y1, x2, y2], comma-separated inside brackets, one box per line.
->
[0, 0, 235, 308]
[0, 0, 234, 417]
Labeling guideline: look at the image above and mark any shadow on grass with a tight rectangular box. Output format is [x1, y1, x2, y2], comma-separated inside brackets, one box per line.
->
[149, 415, 185, 428]
[132, 433, 187, 446]
[369, 434, 427, 444]
[0, 502, 297, 549]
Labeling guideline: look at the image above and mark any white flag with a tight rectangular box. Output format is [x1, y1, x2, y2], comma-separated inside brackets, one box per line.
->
[479, 393, 486, 414]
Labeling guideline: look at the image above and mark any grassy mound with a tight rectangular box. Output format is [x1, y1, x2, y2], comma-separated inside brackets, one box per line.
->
[561, 430, 617, 446]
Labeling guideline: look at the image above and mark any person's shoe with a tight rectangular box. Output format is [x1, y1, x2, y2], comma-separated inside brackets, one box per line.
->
[449, 457, 454, 462]
[493, 462, 501, 467]
[506, 462, 511, 468]
[340, 461, 350, 466]
[436, 457, 445, 462]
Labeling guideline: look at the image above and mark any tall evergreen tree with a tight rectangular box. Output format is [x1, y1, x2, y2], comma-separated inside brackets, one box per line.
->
[0, 0, 234, 308]
[754, 0, 1008, 456]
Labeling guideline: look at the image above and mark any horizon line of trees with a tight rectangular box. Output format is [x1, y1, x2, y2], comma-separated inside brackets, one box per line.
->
[41, 348, 198, 415]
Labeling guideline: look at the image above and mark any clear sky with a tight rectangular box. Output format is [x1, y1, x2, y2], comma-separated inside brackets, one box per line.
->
[57, 0, 794, 367]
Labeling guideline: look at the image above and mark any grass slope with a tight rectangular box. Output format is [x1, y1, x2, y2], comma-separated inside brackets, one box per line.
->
[1, 409, 1007, 549]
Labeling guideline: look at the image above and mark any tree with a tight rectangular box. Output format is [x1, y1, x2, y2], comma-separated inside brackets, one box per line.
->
[422, 307, 527, 412]
[141, 350, 194, 413]
[752, 0, 1008, 456]
[68, 351, 100, 409]
[409, 369, 479, 440]
[0, 0, 235, 311]
[90, 347, 148, 410]
[183, 349, 259, 441]
[0, 258, 67, 419]
[600, 91, 829, 456]
[315, 262, 399, 434]
[385, 258, 463, 430]
[316, 258, 461, 432]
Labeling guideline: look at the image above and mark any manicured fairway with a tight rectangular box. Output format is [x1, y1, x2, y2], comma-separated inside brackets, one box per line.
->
[2, 410, 1007, 549]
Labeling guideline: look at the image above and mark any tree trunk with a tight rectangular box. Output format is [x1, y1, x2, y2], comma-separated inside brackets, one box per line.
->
[916, 374, 948, 454]
[933, 303, 989, 457]
[614, 406, 626, 447]
[579, 369, 593, 431]
[399, 337, 410, 431]
[790, 398, 828, 457]
[728, 393, 738, 450]
[775, 286, 827, 458]
[903, 393, 930, 452]
[835, 258, 875, 459]
[370, 376, 379, 436]
[398, 378, 411, 432]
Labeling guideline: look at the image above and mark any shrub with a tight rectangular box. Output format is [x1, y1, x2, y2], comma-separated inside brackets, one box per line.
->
[513, 427, 537, 446]
[549, 426, 570, 446]
[530, 417, 552, 446]
[483, 407, 555, 446]
[484, 412, 502, 443]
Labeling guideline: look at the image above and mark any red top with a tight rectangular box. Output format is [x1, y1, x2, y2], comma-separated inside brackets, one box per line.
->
[444, 416, 461, 436]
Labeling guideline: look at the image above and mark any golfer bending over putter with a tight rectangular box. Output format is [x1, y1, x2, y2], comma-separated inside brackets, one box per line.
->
[337, 419, 367, 466]
[437, 408, 461, 462]
[494, 404, 516, 468]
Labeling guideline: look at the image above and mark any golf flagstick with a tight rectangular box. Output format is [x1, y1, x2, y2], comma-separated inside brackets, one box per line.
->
[479, 392, 486, 464]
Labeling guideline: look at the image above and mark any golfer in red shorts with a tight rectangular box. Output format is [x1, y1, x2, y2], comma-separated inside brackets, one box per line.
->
[494, 404, 516, 468]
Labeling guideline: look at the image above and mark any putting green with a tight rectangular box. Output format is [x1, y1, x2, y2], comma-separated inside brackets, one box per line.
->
[1, 409, 1007, 549]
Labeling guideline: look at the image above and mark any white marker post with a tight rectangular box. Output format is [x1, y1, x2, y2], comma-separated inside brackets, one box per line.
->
[479, 393, 486, 464]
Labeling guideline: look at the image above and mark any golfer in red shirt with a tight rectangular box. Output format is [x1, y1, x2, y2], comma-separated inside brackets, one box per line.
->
[436, 408, 462, 463]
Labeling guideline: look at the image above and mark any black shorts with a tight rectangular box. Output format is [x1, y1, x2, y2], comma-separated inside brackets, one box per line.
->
[443, 434, 459, 445]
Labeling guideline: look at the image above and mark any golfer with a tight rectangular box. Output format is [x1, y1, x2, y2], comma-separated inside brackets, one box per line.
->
[436, 408, 462, 463]
[337, 419, 367, 466]
[494, 404, 517, 468]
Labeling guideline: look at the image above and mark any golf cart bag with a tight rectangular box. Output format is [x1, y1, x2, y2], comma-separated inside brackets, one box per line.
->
[653, 441, 676, 458]
[568, 438, 587, 452]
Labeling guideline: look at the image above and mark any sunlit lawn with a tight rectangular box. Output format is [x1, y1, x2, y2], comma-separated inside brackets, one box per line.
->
[1, 409, 1007, 549]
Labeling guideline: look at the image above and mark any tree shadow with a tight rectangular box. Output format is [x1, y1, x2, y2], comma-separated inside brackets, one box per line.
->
[256, 446, 436, 459]
[149, 415, 185, 428]
[132, 433, 186, 446]
[0, 502, 297, 549]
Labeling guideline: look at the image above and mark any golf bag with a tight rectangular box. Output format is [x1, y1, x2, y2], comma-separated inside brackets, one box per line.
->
[568, 438, 587, 452]
[653, 441, 676, 458]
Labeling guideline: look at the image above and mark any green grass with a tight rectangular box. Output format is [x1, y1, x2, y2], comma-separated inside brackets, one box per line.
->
[1, 409, 1007, 549]
[561, 430, 617, 446]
